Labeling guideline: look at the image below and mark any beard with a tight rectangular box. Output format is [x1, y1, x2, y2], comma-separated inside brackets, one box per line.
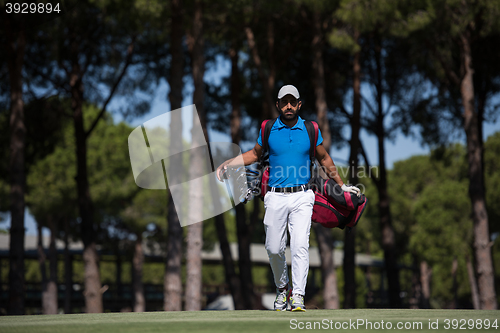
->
[279, 108, 298, 121]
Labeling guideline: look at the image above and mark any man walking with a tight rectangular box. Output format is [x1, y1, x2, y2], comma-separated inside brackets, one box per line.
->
[217, 85, 360, 311]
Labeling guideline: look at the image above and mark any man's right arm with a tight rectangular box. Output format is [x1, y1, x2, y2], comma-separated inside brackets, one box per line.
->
[216, 143, 263, 181]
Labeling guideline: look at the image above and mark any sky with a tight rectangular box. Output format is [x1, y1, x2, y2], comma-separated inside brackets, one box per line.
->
[1, 57, 499, 236]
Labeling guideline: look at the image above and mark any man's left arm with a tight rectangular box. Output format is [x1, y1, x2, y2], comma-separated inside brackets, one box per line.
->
[315, 143, 361, 196]
[315, 143, 344, 186]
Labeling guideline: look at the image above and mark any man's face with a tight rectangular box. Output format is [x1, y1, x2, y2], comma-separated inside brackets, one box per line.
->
[276, 95, 301, 121]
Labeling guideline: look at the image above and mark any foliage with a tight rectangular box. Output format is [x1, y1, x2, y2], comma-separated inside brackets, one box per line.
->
[410, 180, 472, 263]
[335, 266, 370, 308]
[388, 138, 500, 308]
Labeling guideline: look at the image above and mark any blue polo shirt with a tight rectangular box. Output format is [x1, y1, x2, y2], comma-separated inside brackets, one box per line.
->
[257, 116, 323, 188]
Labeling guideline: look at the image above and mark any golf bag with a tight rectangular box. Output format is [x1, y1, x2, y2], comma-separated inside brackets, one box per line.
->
[258, 118, 367, 229]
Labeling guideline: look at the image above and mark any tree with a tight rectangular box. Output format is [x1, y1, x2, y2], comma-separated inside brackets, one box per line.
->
[29, 144, 74, 314]
[86, 114, 140, 312]
[390, 154, 440, 308]
[185, 0, 205, 311]
[5, 95, 74, 314]
[329, 0, 420, 308]
[2, 5, 27, 315]
[26, 104, 139, 313]
[36, 218, 58, 314]
[411, 178, 473, 308]
[221, 0, 251, 309]
[121, 190, 167, 312]
[24, 0, 142, 312]
[299, 0, 340, 310]
[390, 144, 488, 308]
[164, 0, 184, 312]
[407, 0, 500, 309]
[243, 1, 280, 121]
[328, 0, 363, 308]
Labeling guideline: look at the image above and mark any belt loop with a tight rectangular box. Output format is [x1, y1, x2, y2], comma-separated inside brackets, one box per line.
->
[301, 185, 305, 192]
[271, 187, 275, 192]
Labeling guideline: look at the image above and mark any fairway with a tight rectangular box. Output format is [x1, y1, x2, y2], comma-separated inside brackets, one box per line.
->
[0, 309, 499, 333]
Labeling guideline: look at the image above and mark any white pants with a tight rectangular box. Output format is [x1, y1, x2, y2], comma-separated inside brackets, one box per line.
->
[263, 189, 315, 296]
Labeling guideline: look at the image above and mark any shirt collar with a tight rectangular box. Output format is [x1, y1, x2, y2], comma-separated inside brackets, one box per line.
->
[276, 115, 305, 130]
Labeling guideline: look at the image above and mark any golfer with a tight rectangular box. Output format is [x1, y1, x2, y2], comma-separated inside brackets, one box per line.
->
[216, 85, 360, 311]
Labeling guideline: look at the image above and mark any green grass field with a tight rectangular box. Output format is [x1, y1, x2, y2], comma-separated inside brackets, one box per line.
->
[0, 309, 499, 333]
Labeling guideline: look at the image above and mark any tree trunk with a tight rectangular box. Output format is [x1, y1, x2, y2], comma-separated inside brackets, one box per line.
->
[164, 0, 184, 312]
[164, 195, 183, 311]
[409, 255, 421, 309]
[312, 224, 339, 309]
[224, 46, 245, 310]
[233, 84, 257, 309]
[451, 257, 458, 309]
[377, 115, 400, 309]
[235, 198, 258, 310]
[374, 38, 400, 308]
[459, 32, 497, 310]
[344, 29, 362, 309]
[38, 223, 49, 313]
[311, 11, 339, 310]
[236, 203, 255, 309]
[466, 255, 480, 309]
[5, 13, 26, 316]
[244, 26, 278, 119]
[185, 0, 205, 311]
[64, 220, 73, 314]
[420, 261, 431, 309]
[266, 21, 276, 118]
[46, 217, 58, 314]
[230, 47, 242, 145]
[364, 241, 374, 307]
[185, 223, 203, 311]
[115, 246, 122, 308]
[212, 204, 244, 309]
[311, 13, 331, 150]
[37, 219, 58, 315]
[132, 236, 145, 312]
[71, 46, 103, 312]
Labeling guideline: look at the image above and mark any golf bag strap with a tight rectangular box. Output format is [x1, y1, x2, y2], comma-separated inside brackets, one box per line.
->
[260, 118, 277, 160]
[304, 120, 319, 166]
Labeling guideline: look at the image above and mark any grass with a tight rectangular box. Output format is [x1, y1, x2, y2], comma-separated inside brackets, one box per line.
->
[0, 309, 499, 333]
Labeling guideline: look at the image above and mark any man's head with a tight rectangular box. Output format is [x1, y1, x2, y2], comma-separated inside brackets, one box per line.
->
[276, 85, 301, 122]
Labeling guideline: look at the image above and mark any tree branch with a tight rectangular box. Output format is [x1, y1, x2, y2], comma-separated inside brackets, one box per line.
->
[338, 103, 352, 121]
[425, 39, 461, 87]
[59, 60, 71, 78]
[361, 94, 377, 117]
[81, 25, 102, 77]
[85, 37, 135, 138]
[244, 25, 277, 118]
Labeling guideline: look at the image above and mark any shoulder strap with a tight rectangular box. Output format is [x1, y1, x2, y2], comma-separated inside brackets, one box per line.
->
[261, 118, 277, 156]
[304, 120, 319, 164]
[312, 121, 319, 158]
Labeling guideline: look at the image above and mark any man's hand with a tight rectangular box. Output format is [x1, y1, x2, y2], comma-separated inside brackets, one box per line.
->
[216, 162, 229, 182]
[216, 144, 262, 182]
[341, 184, 361, 197]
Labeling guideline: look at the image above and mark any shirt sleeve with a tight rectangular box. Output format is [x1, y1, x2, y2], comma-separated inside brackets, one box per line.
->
[316, 127, 323, 146]
[257, 129, 263, 146]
